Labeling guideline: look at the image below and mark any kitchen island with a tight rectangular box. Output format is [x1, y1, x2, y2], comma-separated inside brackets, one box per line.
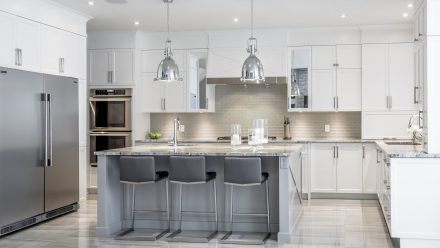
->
[95, 143, 304, 243]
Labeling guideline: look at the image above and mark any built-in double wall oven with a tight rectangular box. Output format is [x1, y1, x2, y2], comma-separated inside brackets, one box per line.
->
[89, 89, 132, 167]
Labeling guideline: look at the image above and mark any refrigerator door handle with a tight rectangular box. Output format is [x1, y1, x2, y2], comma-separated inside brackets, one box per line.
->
[48, 94, 53, 167]
[42, 93, 49, 167]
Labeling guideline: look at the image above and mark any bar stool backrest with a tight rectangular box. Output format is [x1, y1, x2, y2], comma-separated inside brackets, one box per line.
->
[119, 156, 156, 183]
[224, 157, 263, 185]
[170, 156, 207, 183]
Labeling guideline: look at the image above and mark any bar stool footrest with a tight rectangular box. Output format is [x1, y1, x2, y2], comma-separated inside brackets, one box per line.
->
[114, 228, 170, 241]
[220, 231, 270, 245]
[166, 230, 218, 243]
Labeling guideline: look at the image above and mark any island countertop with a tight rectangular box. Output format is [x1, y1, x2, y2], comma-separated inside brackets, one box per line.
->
[95, 143, 304, 157]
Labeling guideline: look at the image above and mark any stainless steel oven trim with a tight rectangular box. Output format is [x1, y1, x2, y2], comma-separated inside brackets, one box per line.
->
[89, 132, 132, 167]
[89, 97, 132, 132]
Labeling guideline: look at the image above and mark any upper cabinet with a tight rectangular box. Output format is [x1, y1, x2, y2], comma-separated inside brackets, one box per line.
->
[207, 46, 286, 78]
[311, 45, 362, 111]
[362, 43, 416, 112]
[88, 49, 135, 86]
[0, 12, 40, 73]
[0, 11, 86, 79]
[141, 49, 215, 113]
[288, 46, 311, 111]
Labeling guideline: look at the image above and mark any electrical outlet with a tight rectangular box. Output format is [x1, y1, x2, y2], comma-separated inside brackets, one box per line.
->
[324, 124, 331, 133]
[179, 125, 185, 132]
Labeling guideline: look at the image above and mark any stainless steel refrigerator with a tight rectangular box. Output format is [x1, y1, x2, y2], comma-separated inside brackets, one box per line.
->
[0, 67, 79, 236]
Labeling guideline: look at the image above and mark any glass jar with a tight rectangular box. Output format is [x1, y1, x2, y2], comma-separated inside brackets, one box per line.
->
[230, 124, 241, 148]
[252, 119, 268, 144]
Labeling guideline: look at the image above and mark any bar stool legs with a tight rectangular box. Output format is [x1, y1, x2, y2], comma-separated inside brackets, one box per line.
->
[167, 179, 218, 243]
[220, 179, 271, 245]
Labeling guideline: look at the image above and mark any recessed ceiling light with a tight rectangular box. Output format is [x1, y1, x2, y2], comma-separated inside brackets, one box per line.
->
[233, 18, 239, 22]
[408, 3, 413, 8]
[88, 1, 94, 6]
[340, 14, 347, 19]
[403, 13, 409, 18]
[134, 21, 140, 26]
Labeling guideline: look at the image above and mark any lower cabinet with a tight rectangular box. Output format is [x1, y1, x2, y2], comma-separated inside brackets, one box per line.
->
[311, 143, 376, 194]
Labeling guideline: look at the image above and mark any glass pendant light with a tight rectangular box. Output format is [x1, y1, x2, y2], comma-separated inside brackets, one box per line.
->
[154, 0, 182, 82]
[241, 0, 265, 83]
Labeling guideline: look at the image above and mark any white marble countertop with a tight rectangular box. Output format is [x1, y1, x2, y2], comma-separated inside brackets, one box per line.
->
[95, 143, 304, 157]
[136, 138, 377, 144]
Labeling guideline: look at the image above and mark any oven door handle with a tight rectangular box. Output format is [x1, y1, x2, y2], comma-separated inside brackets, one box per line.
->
[89, 97, 131, 102]
[89, 132, 132, 137]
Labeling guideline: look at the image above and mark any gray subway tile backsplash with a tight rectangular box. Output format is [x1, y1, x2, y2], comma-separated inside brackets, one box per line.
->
[150, 84, 361, 140]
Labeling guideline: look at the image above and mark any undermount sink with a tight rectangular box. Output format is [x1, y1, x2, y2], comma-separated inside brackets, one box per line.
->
[384, 141, 422, 146]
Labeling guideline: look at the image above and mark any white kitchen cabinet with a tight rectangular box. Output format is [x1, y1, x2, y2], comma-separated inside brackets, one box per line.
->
[363, 144, 377, 194]
[88, 49, 135, 86]
[142, 73, 165, 112]
[336, 69, 362, 111]
[311, 45, 361, 111]
[388, 43, 415, 111]
[141, 72, 187, 113]
[312, 46, 336, 70]
[336, 45, 362, 69]
[0, 11, 14, 68]
[187, 50, 215, 113]
[89, 49, 111, 85]
[141, 49, 186, 74]
[336, 143, 363, 193]
[311, 143, 370, 195]
[414, 3, 427, 42]
[41, 25, 61, 75]
[0, 12, 41, 72]
[311, 143, 336, 193]
[311, 70, 336, 111]
[258, 46, 287, 77]
[362, 44, 388, 111]
[14, 17, 41, 72]
[362, 43, 416, 112]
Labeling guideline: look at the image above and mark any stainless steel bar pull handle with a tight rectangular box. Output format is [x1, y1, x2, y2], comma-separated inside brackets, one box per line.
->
[336, 146, 339, 159]
[15, 48, 20, 66]
[48, 94, 53, 167]
[376, 149, 380, 163]
[42, 93, 49, 167]
[414, 86, 419, 104]
[362, 146, 365, 159]
[18, 49, 22, 66]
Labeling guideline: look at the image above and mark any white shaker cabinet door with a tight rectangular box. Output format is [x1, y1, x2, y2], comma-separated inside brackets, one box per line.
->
[312, 46, 336, 70]
[0, 11, 14, 68]
[388, 43, 417, 111]
[258, 47, 287, 77]
[14, 17, 41, 72]
[165, 72, 187, 112]
[311, 143, 337, 193]
[311, 69, 336, 111]
[336, 45, 361, 69]
[337, 69, 362, 111]
[363, 144, 377, 194]
[41, 26, 61, 75]
[362, 44, 388, 111]
[141, 73, 165, 113]
[336, 144, 363, 193]
[89, 50, 111, 86]
[113, 49, 135, 85]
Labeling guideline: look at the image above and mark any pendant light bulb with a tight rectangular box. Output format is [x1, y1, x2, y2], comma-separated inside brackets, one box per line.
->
[154, 0, 182, 82]
[241, 0, 265, 83]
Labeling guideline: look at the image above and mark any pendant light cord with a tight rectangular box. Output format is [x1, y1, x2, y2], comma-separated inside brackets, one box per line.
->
[167, 1, 170, 42]
[251, 0, 254, 38]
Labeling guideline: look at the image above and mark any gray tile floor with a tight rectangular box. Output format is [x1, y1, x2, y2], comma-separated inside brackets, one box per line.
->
[0, 199, 396, 248]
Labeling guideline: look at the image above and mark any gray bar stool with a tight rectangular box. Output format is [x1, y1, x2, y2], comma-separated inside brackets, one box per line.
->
[220, 157, 270, 245]
[166, 156, 218, 243]
[115, 156, 170, 241]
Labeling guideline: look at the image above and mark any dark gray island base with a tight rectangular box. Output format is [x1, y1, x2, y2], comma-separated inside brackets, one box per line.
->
[95, 143, 304, 243]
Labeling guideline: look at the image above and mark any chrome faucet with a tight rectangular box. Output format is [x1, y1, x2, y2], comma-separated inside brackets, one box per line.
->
[171, 117, 181, 146]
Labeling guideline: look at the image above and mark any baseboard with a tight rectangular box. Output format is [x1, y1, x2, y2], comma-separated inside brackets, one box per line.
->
[311, 193, 378, 200]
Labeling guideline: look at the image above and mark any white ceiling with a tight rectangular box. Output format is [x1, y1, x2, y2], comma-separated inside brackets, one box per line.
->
[52, 0, 421, 32]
